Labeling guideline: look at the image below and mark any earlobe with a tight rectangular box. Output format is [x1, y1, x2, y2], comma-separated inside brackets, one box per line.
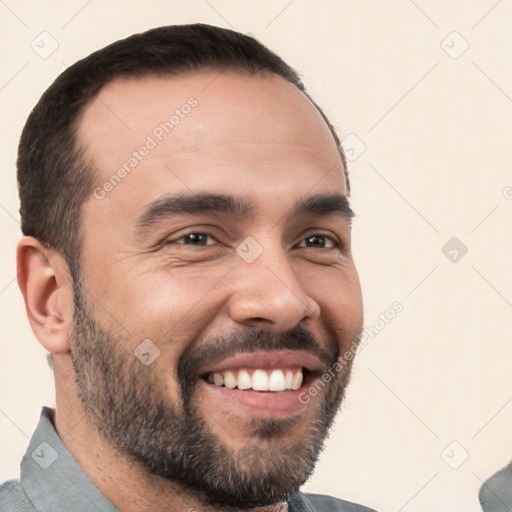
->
[17, 236, 73, 354]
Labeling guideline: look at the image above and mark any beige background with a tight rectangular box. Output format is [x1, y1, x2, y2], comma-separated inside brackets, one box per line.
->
[1, 1, 511, 511]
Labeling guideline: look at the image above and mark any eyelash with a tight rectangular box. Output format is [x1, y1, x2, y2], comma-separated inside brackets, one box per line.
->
[172, 232, 341, 249]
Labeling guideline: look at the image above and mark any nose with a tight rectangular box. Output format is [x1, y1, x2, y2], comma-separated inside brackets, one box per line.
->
[227, 244, 321, 331]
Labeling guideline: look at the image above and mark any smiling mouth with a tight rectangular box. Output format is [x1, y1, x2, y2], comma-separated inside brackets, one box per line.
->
[202, 367, 308, 392]
[196, 351, 325, 417]
[198, 350, 323, 392]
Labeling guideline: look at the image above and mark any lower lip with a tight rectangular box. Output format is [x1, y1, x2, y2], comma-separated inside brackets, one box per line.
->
[199, 374, 316, 418]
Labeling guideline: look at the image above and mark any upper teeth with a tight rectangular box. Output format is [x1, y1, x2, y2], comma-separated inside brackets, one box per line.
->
[207, 368, 303, 392]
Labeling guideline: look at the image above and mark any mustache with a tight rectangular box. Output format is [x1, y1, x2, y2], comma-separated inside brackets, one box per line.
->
[177, 325, 336, 385]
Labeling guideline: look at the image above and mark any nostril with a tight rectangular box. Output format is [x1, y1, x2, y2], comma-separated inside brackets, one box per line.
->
[245, 317, 275, 329]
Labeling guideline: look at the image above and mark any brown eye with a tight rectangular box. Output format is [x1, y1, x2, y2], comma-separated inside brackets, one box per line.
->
[176, 233, 216, 246]
[297, 234, 338, 249]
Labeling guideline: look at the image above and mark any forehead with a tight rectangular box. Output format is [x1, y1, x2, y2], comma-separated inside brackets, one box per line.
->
[77, 71, 346, 225]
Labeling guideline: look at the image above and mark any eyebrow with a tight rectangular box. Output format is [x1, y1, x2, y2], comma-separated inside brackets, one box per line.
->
[136, 192, 354, 232]
[136, 193, 255, 230]
[290, 194, 355, 220]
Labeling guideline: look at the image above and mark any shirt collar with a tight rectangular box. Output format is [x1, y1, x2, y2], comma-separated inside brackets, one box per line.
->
[288, 492, 316, 512]
[20, 406, 118, 512]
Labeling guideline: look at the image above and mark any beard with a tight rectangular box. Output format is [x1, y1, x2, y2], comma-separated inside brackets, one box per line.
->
[68, 278, 358, 510]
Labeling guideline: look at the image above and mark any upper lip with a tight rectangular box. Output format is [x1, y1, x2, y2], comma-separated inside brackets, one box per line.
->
[199, 351, 324, 377]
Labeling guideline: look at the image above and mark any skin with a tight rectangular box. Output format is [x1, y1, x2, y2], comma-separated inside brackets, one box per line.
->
[17, 70, 363, 512]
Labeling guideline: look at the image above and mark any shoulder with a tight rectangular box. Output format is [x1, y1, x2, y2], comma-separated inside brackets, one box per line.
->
[479, 464, 512, 511]
[292, 492, 378, 512]
[0, 478, 37, 511]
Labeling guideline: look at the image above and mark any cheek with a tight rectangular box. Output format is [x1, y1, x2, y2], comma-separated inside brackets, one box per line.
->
[86, 259, 223, 328]
[116, 268, 229, 351]
[311, 266, 363, 350]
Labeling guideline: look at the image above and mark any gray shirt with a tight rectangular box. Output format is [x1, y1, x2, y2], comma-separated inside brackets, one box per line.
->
[0, 407, 376, 512]
[479, 463, 512, 512]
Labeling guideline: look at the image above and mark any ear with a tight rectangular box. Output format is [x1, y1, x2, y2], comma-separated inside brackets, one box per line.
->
[16, 236, 74, 354]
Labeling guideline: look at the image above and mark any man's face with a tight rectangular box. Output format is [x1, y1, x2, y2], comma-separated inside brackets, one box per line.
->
[71, 70, 363, 507]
